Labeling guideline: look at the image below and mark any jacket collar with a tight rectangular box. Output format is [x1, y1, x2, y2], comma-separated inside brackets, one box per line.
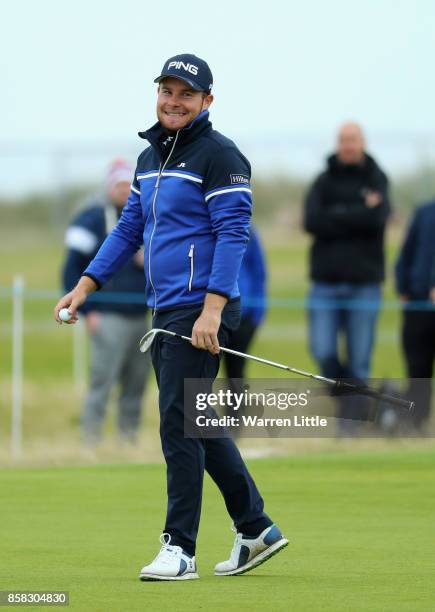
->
[138, 110, 211, 156]
[327, 152, 379, 175]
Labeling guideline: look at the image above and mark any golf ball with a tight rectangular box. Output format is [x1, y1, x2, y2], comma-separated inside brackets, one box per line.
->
[59, 308, 72, 322]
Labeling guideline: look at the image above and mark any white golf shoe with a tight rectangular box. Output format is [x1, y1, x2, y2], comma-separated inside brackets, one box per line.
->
[214, 524, 288, 576]
[139, 533, 199, 581]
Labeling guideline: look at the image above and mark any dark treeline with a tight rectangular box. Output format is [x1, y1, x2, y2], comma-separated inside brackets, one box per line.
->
[1, 166, 435, 234]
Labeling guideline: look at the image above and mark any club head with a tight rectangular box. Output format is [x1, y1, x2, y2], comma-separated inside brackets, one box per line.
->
[139, 329, 161, 353]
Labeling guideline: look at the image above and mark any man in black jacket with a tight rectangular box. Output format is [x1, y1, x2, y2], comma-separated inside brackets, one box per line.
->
[303, 123, 390, 428]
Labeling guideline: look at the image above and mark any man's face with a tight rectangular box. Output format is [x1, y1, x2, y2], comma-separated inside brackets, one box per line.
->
[108, 181, 131, 208]
[337, 124, 365, 165]
[156, 77, 213, 132]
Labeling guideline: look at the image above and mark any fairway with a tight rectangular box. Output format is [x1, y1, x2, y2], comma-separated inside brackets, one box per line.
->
[1, 450, 434, 611]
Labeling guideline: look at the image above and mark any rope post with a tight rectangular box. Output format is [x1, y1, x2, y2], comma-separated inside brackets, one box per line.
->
[11, 275, 24, 459]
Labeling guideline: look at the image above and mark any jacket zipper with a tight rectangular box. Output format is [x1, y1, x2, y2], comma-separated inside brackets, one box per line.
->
[188, 244, 195, 291]
[148, 132, 180, 314]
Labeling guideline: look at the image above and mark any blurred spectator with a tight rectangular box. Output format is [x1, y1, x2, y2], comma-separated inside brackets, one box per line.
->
[222, 226, 267, 434]
[303, 123, 390, 429]
[62, 159, 151, 444]
[395, 201, 435, 430]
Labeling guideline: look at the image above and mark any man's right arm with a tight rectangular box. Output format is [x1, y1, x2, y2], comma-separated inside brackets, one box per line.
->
[303, 176, 348, 239]
[54, 177, 144, 323]
[54, 275, 98, 324]
[83, 179, 144, 288]
[62, 210, 101, 315]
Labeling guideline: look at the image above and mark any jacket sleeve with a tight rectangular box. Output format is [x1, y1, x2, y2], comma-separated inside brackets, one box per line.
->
[304, 173, 390, 238]
[202, 146, 252, 299]
[303, 175, 350, 239]
[327, 173, 391, 234]
[83, 176, 144, 288]
[62, 210, 101, 314]
[248, 228, 267, 325]
[395, 208, 420, 296]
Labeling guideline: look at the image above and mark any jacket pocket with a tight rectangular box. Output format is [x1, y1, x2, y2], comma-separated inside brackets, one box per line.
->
[188, 244, 195, 291]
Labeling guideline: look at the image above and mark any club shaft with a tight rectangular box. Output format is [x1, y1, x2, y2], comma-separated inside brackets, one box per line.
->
[156, 329, 414, 411]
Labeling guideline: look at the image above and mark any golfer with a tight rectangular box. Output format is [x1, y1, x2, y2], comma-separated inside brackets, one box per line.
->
[54, 53, 288, 580]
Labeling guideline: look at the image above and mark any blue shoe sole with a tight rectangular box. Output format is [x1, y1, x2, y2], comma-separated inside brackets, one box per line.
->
[214, 537, 289, 576]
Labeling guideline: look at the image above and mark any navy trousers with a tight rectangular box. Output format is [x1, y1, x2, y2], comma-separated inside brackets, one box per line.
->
[151, 301, 272, 555]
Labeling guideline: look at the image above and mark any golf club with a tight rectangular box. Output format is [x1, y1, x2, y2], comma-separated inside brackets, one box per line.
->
[139, 328, 414, 411]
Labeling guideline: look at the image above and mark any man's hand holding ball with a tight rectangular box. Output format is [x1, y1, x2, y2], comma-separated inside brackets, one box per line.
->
[54, 276, 98, 324]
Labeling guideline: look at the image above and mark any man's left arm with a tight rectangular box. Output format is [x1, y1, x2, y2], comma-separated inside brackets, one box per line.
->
[328, 172, 391, 233]
[192, 146, 252, 353]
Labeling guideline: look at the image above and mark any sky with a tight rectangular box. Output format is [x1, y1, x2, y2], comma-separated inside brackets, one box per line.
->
[1, 0, 435, 194]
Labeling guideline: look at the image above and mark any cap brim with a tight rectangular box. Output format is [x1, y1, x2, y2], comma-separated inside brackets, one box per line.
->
[154, 74, 204, 91]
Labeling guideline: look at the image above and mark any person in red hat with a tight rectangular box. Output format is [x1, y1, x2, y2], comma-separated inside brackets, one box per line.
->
[62, 158, 151, 445]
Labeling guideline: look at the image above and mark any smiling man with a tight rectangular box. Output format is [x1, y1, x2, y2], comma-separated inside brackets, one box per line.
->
[54, 53, 288, 581]
[158, 78, 207, 131]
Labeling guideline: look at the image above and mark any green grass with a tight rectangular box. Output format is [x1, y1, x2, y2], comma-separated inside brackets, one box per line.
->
[1, 450, 435, 611]
[1, 230, 433, 609]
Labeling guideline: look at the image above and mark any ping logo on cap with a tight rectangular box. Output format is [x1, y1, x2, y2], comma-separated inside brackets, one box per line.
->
[167, 61, 199, 75]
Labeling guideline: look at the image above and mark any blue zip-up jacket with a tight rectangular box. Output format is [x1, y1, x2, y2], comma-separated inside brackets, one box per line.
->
[238, 227, 267, 326]
[63, 198, 147, 315]
[84, 111, 252, 311]
[395, 201, 435, 300]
